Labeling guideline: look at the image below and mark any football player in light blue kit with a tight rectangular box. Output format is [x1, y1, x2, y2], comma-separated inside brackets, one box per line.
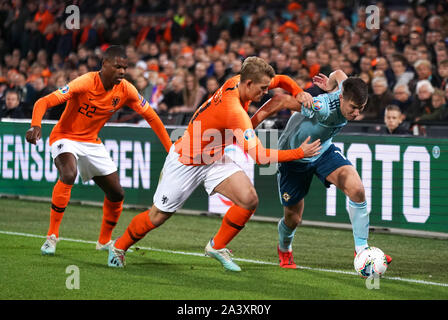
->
[251, 69, 392, 268]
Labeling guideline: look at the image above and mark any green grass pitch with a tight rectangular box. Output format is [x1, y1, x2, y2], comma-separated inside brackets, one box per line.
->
[0, 198, 447, 300]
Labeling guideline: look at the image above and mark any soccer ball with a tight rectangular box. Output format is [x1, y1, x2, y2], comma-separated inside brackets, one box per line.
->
[354, 247, 388, 278]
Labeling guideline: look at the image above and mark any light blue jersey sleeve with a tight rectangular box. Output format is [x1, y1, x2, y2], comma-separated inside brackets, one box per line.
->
[301, 81, 344, 121]
[278, 82, 347, 163]
[301, 94, 331, 121]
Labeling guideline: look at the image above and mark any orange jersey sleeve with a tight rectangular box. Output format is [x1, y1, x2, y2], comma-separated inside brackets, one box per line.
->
[124, 83, 172, 152]
[228, 104, 304, 164]
[30, 73, 93, 127]
[174, 75, 305, 165]
[269, 74, 303, 96]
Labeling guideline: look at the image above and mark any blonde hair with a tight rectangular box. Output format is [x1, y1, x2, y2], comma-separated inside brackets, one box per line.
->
[240, 56, 275, 83]
[414, 59, 431, 69]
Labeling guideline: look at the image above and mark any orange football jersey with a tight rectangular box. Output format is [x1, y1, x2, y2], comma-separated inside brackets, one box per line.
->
[31, 72, 172, 151]
[174, 74, 304, 165]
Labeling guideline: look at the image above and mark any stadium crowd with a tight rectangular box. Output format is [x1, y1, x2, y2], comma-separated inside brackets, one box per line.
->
[1, 0, 448, 135]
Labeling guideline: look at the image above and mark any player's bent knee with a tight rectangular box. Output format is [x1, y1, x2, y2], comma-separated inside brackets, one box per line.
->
[108, 189, 125, 202]
[59, 171, 77, 185]
[349, 184, 366, 203]
[149, 205, 173, 226]
[241, 190, 258, 211]
[284, 205, 303, 226]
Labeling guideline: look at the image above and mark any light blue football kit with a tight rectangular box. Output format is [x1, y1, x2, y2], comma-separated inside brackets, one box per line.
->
[277, 83, 369, 253]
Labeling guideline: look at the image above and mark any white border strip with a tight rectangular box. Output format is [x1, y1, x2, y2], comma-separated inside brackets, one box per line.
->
[1, 230, 447, 288]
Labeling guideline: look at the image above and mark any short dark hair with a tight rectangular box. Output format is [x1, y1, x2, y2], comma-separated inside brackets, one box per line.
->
[5, 89, 20, 100]
[391, 53, 408, 67]
[103, 45, 126, 61]
[342, 77, 369, 106]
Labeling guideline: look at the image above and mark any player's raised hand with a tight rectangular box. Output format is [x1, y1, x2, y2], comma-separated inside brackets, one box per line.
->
[25, 126, 42, 145]
[295, 91, 313, 109]
[312, 73, 330, 91]
[298, 136, 321, 158]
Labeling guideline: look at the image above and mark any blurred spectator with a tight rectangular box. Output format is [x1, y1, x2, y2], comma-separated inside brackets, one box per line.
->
[381, 105, 410, 135]
[181, 73, 206, 113]
[229, 12, 245, 40]
[200, 76, 219, 106]
[45, 74, 67, 120]
[228, 59, 242, 78]
[158, 75, 185, 114]
[195, 61, 209, 88]
[359, 56, 373, 77]
[0, 90, 25, 119]
[390, 54, 414, 88]
[135, 75, 154, 102]
[373, 57, 393, 84]
[273, 53, 292, 76]
[392, 83, 413, 115]
[212, 59, 229, 86]
[9, 71, 35, 116]
[411, 59, 441, 90]
[341, 59, 355, 77]
[303, 49, 320, 79]
[34, 3, 54, 35]
[438, 59, 448, 90]
[363, 76, 394, 120]
[407, 79, 435, 121]
[416, 88, 447, 121]
[317, 52, 332, 76]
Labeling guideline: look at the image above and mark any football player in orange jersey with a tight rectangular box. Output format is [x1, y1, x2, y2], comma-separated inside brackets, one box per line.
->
[25, 46, 172, 255]
[107, 56, 321, 271]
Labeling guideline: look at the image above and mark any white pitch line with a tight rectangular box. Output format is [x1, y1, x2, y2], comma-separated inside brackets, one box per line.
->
[1, 230, 447, 288]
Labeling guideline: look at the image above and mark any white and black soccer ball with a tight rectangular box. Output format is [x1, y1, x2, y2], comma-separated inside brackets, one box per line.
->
[354, 247, 388, 278]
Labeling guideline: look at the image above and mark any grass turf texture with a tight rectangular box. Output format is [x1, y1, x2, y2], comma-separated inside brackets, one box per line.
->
[0, 198, 447, 300]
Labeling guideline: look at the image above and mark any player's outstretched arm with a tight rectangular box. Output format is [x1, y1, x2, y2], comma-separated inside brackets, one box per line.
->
[246, 136, 321, 165]
[236, 127, 321, 165]
[141, 108, 173, 152]
[27, 75, 91, 144]
[269, 74, 313, 108]
[313, 70, 347, 92]
[251, 94, 300, 128]
[26, 91, 72, 144]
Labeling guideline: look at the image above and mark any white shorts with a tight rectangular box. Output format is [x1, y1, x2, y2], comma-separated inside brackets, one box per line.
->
[153, 145, 243, 213]
[51, 139, 117, 182]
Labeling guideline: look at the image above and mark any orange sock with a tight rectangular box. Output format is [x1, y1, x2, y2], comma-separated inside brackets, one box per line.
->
[98, 197, 123, 245]
[47, 180, 73, 237]
[212, 205, 255, 249]
[115, 210, 156, 251]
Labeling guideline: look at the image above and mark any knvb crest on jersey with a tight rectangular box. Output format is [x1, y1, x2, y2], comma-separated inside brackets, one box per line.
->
[112, 96, 120, 108]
